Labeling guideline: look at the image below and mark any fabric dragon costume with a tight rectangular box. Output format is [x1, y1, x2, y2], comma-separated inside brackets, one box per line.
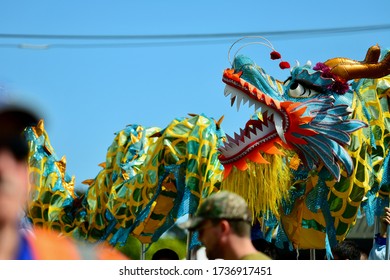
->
[25, 39, 390, 255]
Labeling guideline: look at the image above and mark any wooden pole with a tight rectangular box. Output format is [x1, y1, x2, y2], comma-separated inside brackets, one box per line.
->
[141, 243, 146, 260]
[385, 224, 389, 260]
[186, 231, 193, 260]
[310, 248, 316, 260]
[186, 215, 193, 260]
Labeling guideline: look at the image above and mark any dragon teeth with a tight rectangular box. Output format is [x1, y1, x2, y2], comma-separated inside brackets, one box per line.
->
[225, 85, 256, 112]
[230, 95, 236, 107]
[236, 95, 243, 111]
[242, 97, 249, 106]
[224, 86, 233, 97]
[226, 134, 235, 143]
[245, 130, 258, 143]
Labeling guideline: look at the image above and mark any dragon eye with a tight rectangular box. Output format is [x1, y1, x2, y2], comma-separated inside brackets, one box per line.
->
[288, 82, 318, 98]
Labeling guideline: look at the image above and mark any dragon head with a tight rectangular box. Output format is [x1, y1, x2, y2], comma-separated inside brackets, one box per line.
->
[217, 41, 390, 217]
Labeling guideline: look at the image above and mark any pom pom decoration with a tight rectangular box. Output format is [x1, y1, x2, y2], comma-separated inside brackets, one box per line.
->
[279, 61, 291, 69]
[270, 50, 290, 69]
[270, 51, 281, 60]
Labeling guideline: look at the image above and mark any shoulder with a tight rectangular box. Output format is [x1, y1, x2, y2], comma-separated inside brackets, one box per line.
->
[368, 242, 386, 260]
[26, 227, 81, 259]
[27, 227, 129, 260]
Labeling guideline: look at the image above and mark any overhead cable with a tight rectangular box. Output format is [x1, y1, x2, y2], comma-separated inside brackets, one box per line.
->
[0, 24, 389, 49]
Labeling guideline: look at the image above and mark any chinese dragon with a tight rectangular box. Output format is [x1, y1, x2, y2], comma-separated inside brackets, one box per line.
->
[25, 39, 390, 255]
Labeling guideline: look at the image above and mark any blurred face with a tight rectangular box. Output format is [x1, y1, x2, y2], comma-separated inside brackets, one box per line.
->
[0, 148, 29, 228]
[197, 219, 223, 260]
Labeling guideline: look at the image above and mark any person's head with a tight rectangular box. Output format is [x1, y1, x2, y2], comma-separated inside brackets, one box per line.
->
[331, 240, 361, 260]
[180, 191, 252, 259]
[360, 251, 368, 260]
[0, 104, 39, 227]
[151, 248, 179, 260]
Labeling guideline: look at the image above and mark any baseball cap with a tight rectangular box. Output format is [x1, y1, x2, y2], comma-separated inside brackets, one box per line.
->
[179, 191, 252, 231]
[0, 103, 39, 160]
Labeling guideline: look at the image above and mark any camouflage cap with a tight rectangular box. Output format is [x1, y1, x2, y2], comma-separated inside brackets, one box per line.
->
[179, 191, 252, 231]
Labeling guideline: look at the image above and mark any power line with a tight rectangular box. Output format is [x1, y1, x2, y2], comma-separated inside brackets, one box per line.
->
[1, 24, 390, 40]
[0, 24, 389, 49]
[0, 39, 235, 50]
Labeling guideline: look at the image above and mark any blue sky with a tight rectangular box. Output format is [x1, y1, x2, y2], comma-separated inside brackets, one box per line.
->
[1, 0, 390, 187]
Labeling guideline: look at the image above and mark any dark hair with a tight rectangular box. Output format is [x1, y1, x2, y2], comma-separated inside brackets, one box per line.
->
[0, 106, 39, 161]
[0, 135, 29, 161]
[227, 219, 251, 237]
[331, 240, 361, 260]
[152, 248, 179, 260]
[209, 218, 251, 237]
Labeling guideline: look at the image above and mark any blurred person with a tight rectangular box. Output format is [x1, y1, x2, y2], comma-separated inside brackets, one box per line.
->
[152, 248, 179, 260]
[360, 251, 368, 260]
[331, 240, 361, 260]
[180, 191, 271, 260]
[190, 245, 207, 260]
[369, 206, 390, 260]
[0, 103, 128, 260]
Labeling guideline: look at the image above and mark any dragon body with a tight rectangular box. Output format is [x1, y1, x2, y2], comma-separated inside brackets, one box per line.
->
[26, 115, 224, 244]
[25, 43, 390, 255]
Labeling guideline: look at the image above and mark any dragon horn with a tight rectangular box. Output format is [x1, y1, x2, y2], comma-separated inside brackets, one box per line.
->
[215, 115, 225, 129]
[363, 44, 381, 64]
[324, 45, 390, 80]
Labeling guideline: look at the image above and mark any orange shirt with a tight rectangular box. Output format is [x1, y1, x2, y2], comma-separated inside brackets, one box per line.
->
[25, 228, 129, 260]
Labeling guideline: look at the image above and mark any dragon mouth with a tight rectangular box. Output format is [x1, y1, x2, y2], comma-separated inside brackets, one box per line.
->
[219, 69, 288, 164]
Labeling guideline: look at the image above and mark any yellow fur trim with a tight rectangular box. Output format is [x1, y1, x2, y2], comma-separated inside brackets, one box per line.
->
[221, 154, 291, 220]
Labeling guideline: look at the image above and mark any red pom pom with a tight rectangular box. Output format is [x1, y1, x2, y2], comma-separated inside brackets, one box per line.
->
[270, 51, 281, 60]
[279, 61, 290, 69]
